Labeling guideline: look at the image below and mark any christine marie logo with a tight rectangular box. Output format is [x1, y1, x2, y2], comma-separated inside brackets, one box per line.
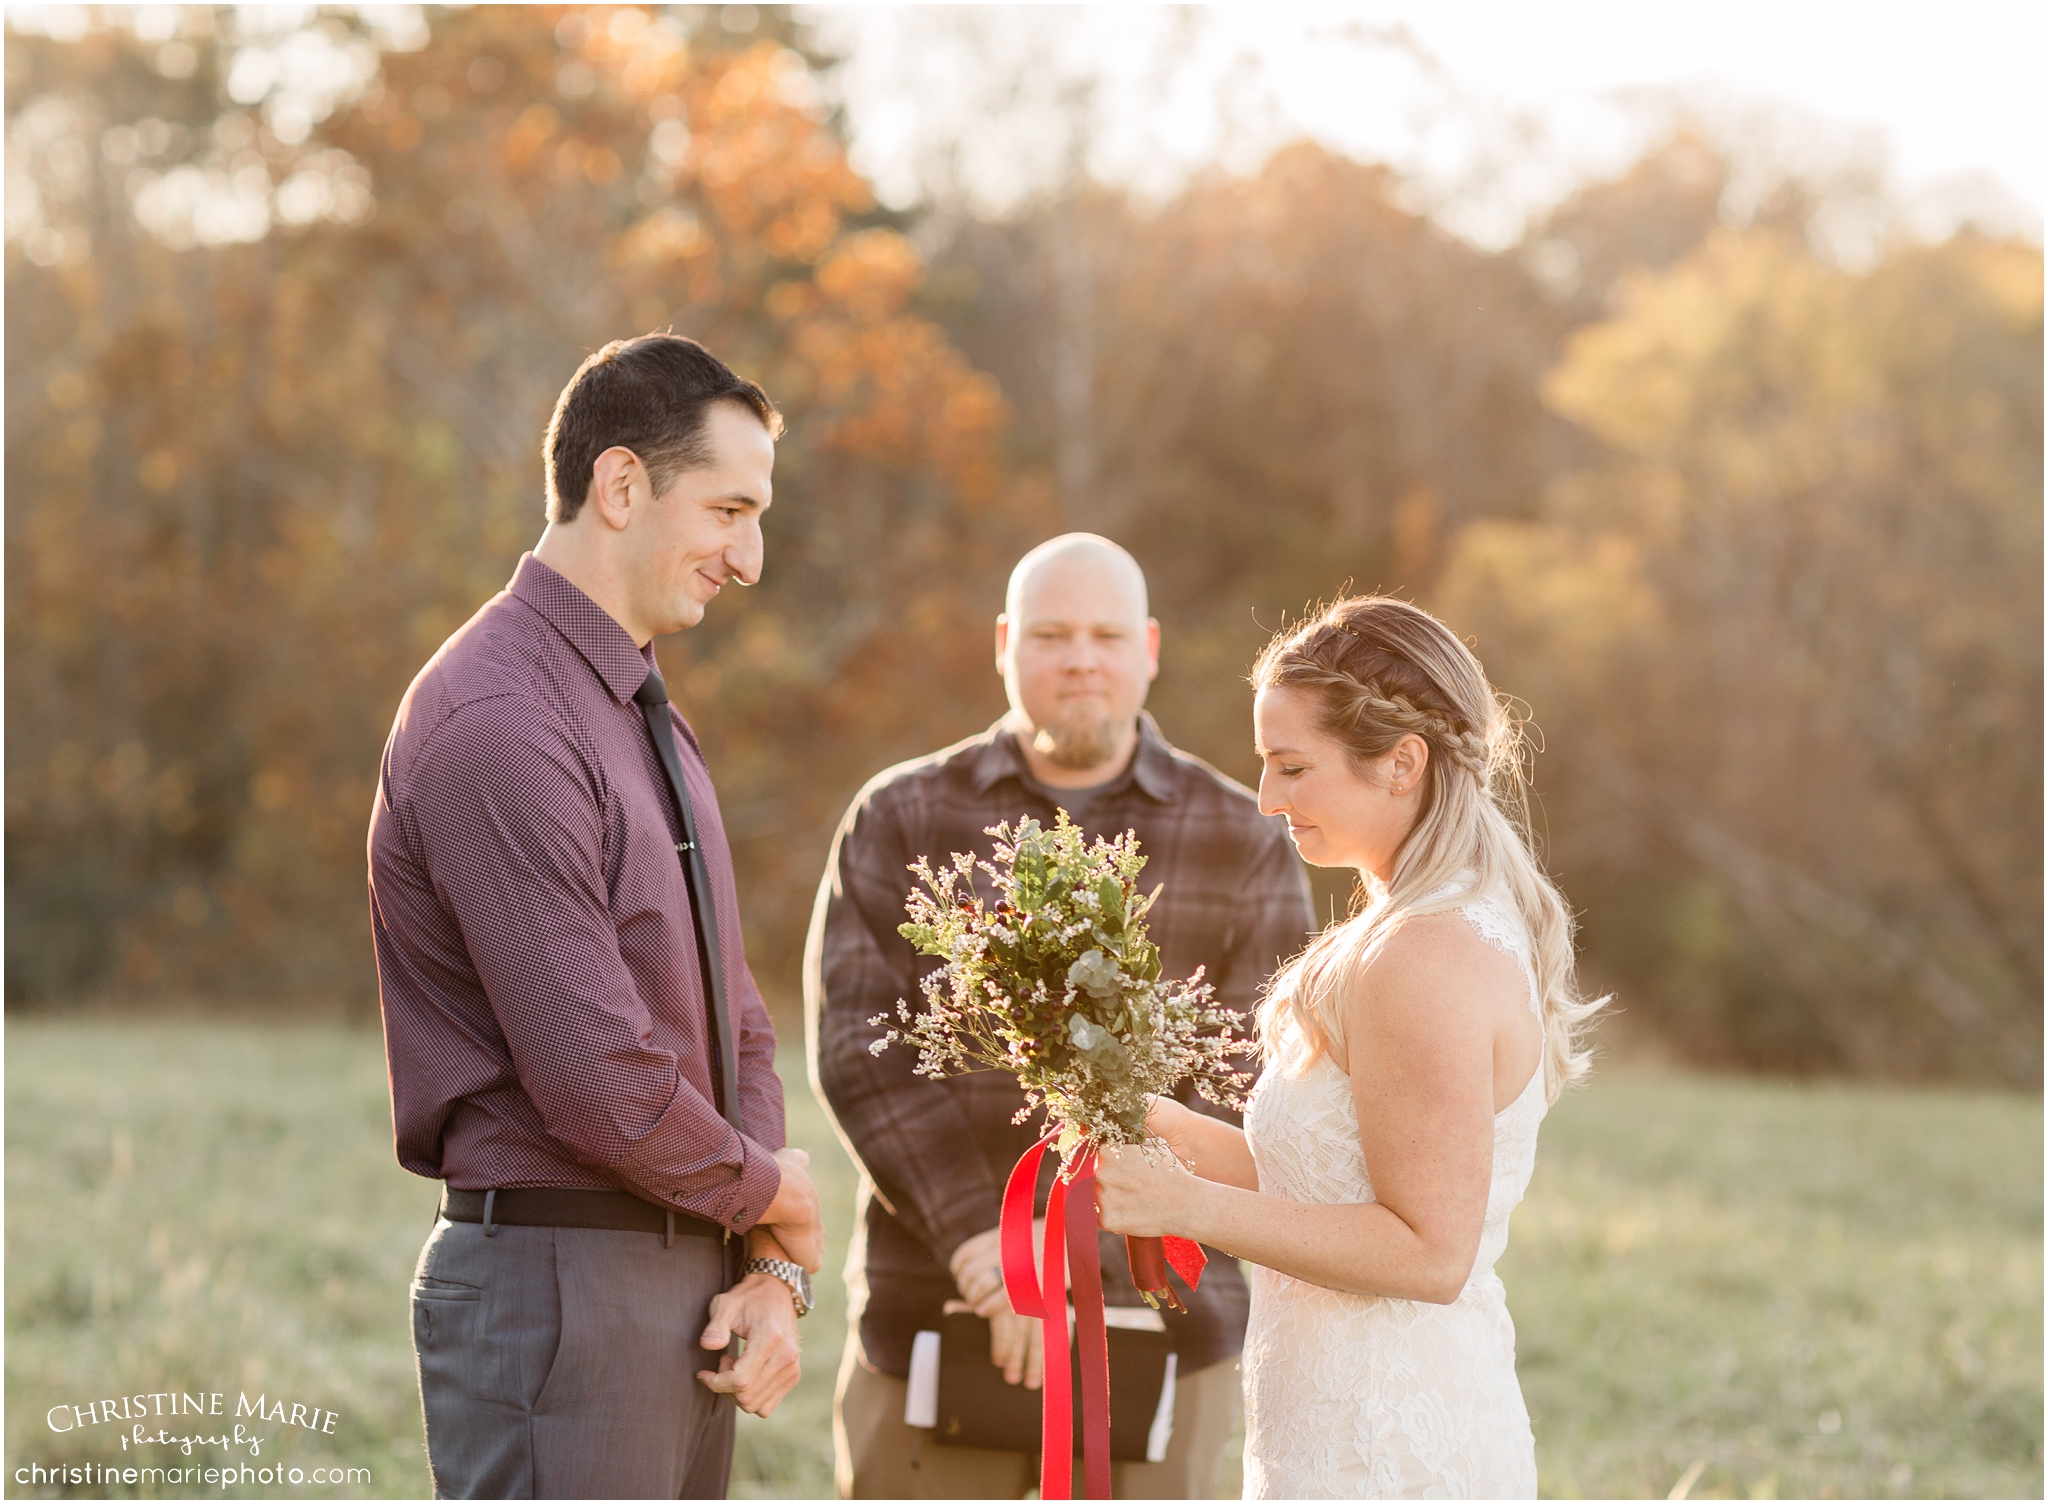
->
[46, 1389, 342, 1455]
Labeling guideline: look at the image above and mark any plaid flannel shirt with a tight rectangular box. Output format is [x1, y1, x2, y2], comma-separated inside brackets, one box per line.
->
[806, 715, 1314, 1378]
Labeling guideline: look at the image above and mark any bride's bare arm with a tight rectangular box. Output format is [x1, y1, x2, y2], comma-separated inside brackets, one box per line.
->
[1099, 916, 1529, 1304]
[1143, 1095, 1260, 1191]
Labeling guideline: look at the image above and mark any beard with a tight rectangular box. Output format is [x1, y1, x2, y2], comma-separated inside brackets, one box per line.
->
[1029, 710, 1128, 772]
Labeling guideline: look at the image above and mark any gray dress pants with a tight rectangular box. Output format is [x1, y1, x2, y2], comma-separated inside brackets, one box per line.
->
[411, 1216, 736, 1499]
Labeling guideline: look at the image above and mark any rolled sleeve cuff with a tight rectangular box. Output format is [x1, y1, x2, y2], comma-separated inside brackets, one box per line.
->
[694, 1129, 782, 1235]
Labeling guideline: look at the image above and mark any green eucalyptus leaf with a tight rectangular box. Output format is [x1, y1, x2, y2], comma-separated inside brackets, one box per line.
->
[1067, 949, 1121, 998]
[1096, 876, 1124, 925]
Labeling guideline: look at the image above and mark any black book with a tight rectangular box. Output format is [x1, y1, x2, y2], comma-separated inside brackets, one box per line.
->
[914, 1309, 1174, 1463]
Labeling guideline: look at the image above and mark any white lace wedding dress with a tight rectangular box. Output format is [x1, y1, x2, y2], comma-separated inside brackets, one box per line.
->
[1240, 891, 1546, 1499]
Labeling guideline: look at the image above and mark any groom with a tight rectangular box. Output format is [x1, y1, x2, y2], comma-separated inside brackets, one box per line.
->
[368, 334, 822, 1498]
[808, 533, 1314, 1498]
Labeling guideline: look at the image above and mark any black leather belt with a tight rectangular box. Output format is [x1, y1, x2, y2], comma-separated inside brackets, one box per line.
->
[440, 1186, 723, 1246]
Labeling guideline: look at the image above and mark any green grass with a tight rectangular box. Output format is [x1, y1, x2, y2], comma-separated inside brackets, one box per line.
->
[5, 1024, 440, 1499]
[4, 1021, 2039, 1499]
[1, 1021, 861, 1501]
[1509, 1073, 2042, 1499]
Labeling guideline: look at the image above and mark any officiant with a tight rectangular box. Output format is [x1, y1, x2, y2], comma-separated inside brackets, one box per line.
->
[807, 534, 1314, 1498]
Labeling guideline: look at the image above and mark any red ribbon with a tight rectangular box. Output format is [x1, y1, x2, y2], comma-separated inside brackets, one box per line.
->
[1002, 1132, 1206, 1499]
[1064, 1152, 1113, 1501]
[1002, 1130, 1087, 1497]
[1128, 1231, 1210, 1309]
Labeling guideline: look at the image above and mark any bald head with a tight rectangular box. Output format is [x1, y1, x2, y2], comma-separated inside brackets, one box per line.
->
[1004, 533, 1149, 626]
[996, 533, 1159, 786]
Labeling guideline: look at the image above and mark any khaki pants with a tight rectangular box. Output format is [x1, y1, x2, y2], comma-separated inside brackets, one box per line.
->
[833, 1331, 1241, 1499]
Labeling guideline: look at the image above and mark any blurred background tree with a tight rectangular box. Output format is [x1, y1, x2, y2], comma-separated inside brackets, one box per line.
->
[1438, 229, 2042, 1082]
[6, 5, 2039, 1086]
[7, 5, 1023, 1014]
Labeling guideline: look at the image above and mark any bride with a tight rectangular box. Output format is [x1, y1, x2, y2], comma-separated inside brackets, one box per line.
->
[1095, 596, 1604, 1500]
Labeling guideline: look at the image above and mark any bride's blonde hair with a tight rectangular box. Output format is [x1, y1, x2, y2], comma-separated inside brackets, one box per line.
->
[1250, 597, 1604, 1102]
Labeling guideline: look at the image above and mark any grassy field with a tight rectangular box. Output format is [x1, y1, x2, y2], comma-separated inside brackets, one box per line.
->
[4, 1020, 2038, 1499]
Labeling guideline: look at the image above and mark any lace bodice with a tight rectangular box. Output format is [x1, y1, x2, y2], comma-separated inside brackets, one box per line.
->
[1239, 890, 1545, 1499]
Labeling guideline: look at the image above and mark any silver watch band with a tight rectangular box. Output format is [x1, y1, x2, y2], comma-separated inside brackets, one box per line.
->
[743, 1257, 809, 1315]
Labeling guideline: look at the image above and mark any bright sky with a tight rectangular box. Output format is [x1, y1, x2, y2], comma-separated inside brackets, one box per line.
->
[817, 2, 2045, 245]
[7, 3, 2040, 252]
[1343, 3, 2039, 210]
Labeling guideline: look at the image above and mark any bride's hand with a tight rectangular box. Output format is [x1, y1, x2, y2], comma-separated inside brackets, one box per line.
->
[1093, 1142, 1199, 1240]
[1143, 1094, 1197, 1162]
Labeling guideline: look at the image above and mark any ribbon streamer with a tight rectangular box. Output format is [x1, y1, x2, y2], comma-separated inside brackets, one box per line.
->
[1006, 1134, 1209, 1498]
[1166, 1234, 1208, 1288]
[1064, 1150, 1113, 1501]
[1127, 1231, 1209, 1310]
[1002, 1132, 1072, 1495]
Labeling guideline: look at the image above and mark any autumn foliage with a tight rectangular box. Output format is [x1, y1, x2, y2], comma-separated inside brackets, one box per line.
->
[7, 8, 1022, 1012]
[6, 11, 2039, 1082]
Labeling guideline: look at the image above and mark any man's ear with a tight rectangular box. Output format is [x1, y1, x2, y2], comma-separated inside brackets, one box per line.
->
[1144, 617, 1161, 682]
[994, 615, 1010, 674]
[586, 446, 648, 532]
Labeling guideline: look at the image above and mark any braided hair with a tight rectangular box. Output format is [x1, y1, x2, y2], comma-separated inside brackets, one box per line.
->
[1248, 597, 1603, 1102]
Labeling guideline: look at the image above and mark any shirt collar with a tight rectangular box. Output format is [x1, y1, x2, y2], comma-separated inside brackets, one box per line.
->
[509, 553, 656, 705]
[969, 712, 1179, 804]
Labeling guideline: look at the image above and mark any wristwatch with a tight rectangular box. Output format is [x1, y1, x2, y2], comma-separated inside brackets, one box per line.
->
[742, 1257, 814, 1318]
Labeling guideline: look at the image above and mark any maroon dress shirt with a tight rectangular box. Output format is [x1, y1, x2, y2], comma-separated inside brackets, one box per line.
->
[368, 553, 784, 1234]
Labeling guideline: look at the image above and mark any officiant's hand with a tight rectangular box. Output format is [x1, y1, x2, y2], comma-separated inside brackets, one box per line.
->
[760, 1147, 823, 1272]
[950, 1223, 1047, 1388]
[1094, 1143, 1196, 1240]
[988, 1308, 1046, 1389]
[696, 1274, 803, 1416]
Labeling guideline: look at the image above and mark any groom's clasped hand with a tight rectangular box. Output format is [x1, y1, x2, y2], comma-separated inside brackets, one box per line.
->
[696, 1146, 823, 1416]
[758, 1145, 825, 1272]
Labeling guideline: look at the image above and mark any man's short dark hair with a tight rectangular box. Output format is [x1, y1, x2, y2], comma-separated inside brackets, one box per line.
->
[543, 334, 781, 523]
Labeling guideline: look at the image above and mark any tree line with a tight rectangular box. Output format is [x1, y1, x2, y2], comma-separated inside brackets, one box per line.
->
[7, 8, 2039, 1083]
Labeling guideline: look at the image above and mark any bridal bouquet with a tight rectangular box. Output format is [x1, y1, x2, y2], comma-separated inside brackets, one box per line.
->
[871, 813, 1252, 1306]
